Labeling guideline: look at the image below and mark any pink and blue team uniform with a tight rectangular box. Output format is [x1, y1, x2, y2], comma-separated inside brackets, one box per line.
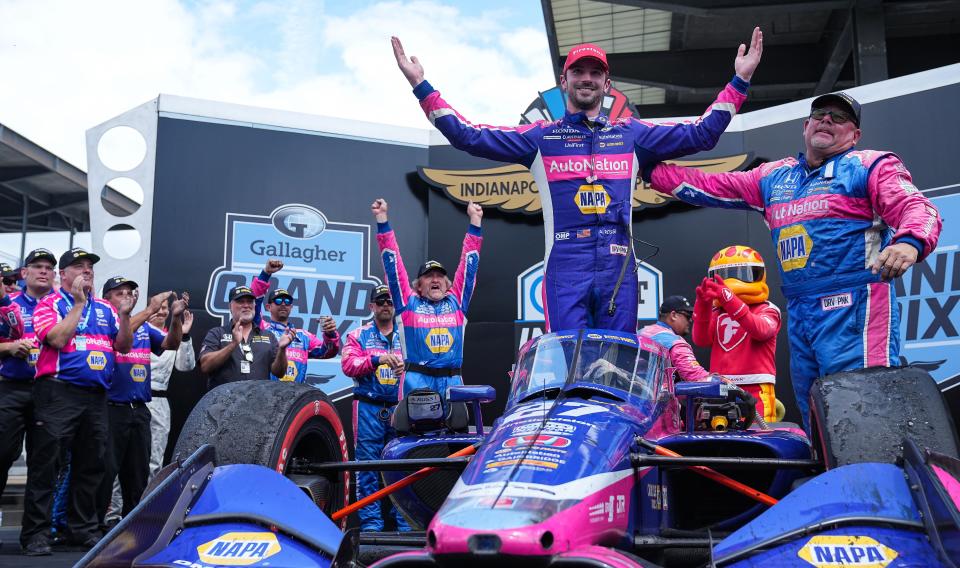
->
[412, 77, 747, 333]
[376, 222, 481, 399]
[0, 293, 28, 366]
[341, 322, 410, 531]
[646, 149, 942, 428]
[110, 323, 166, 402]
[33, 291, 124, 388]
[251, 273, 341, 382]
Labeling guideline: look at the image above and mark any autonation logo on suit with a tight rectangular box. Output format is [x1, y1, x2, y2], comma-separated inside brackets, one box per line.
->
[205, 204, 381, 396]
[515, 260, 663, 348]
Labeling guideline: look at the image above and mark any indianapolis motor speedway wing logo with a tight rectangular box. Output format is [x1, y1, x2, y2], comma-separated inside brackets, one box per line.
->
[205, 204, 381, 396]
[420, 156, 751, 215]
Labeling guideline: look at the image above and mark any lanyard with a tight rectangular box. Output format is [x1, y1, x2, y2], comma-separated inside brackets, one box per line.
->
[60, 290, 92, 333]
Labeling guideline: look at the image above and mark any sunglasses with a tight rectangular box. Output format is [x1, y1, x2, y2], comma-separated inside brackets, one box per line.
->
[271, 297, 293, 305]
[810, 108, 853, 124]
[374, 298, 394, 306]
[2, 278, 15, 286]
[677, 311, 694, 321]
[239, 343, 254, 362]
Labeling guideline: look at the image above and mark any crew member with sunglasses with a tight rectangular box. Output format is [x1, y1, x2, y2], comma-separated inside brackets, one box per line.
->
[199, 285, 292, 390]
[341, 285, 410, 532]
[643, 92, 942, 430]
[2, 262, 21, 295]
[249, 259, 340, 383]
[640, 295, 711, 382]
[693, 246, 782, 422]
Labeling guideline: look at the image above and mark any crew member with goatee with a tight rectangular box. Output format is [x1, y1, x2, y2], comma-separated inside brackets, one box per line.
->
[251, 259, 340, 383]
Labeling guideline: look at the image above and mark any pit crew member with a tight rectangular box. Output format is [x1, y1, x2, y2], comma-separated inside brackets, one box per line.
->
[0, 249, 54, 505]
[21, 248, 134, 555]
[97, 279, 185, 526]
[251, 259, 340, 382]
[341, 285, 411, 532]
[371, 198, 481, 400]
[640, 295, 711, 382]
[199, 285, 292, 390]
[391, 30, 762, 333]
[644, 92, 942, 429]
[693, 246, 781, 422]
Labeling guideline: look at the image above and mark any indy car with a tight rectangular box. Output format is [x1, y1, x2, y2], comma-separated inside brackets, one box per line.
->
[78, 329, 960, 567]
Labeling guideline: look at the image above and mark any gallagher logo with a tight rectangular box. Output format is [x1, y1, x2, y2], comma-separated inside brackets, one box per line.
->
[206, 204, 381, 395]
[196, 531, 281, 565]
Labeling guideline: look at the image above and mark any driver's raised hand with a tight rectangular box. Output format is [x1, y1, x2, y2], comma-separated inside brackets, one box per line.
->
[391, 36, 425, 88]
[734, 27, 763, 82]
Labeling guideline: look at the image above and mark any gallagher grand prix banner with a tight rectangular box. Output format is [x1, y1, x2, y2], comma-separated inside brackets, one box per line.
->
[205, 204, 381, 394]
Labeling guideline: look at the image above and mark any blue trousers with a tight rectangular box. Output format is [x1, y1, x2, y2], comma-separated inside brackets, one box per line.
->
[788, 281, 900, 431]
[353, 399, 411, 532]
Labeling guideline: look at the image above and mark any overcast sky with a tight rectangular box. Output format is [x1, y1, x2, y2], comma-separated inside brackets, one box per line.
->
[0, 0, 555, 171]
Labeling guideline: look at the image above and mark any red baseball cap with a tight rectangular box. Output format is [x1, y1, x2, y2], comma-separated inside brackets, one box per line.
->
[563, 43, 609, 73]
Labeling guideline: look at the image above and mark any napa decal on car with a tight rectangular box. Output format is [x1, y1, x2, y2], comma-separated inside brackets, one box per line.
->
[515, 260, 663, 348]
[206, 204, 381, 395]
[195, 531, 282, 565]
[796, 535, 898, 567]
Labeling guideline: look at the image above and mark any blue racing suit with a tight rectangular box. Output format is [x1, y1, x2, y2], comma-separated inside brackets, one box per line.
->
[646, 149, 942, 429]
[341, 322, 410, 532]
[413, 77, 748, 332]
[251, 272, 341, 382]
[376, 222, 481, 400]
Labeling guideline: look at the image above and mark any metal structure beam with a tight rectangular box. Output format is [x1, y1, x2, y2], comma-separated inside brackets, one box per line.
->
[604, 0, 848, 16]
[853, 0, 889, 84]
[815, 10, 854, 95]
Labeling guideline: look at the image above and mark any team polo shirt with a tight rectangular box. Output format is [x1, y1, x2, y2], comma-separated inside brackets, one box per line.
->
[34, 291, 122, 389]
[200, 323, 279, 390]
[110, 322, 166, 402]
[0, 291, 52, 381]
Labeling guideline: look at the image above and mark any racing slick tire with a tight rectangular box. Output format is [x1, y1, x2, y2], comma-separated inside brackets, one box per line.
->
[173, 380, 350, 524]
[810, 366, 960, 469]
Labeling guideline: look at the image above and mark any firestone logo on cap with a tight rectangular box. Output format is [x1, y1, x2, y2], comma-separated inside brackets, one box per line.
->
[564, 43, 608, 72]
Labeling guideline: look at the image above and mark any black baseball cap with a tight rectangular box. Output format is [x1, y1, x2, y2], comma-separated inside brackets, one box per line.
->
[1, 263, 18, 278]
[25, 248, 57, 266]
[268, 288, 292, 302]
[811, 92, 861, 127]
[372, 285, 391, 300]
[229, 285, 255, 301]
[417, 260, 447, 278]
[102, 276, 138, 296]
[660, 295, 693, 315]
[58, 248, 101, 270]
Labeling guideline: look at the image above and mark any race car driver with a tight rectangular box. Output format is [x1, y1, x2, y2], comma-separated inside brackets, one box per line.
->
[640, 295, 711, 382]
[371, 198, 481, 401]
[251, 259, 340, 383]
[643, 92, 942, 430]
[693, 246, 781, 422]
[391, 30, 763, 333]
[341, 285, 411, 533]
